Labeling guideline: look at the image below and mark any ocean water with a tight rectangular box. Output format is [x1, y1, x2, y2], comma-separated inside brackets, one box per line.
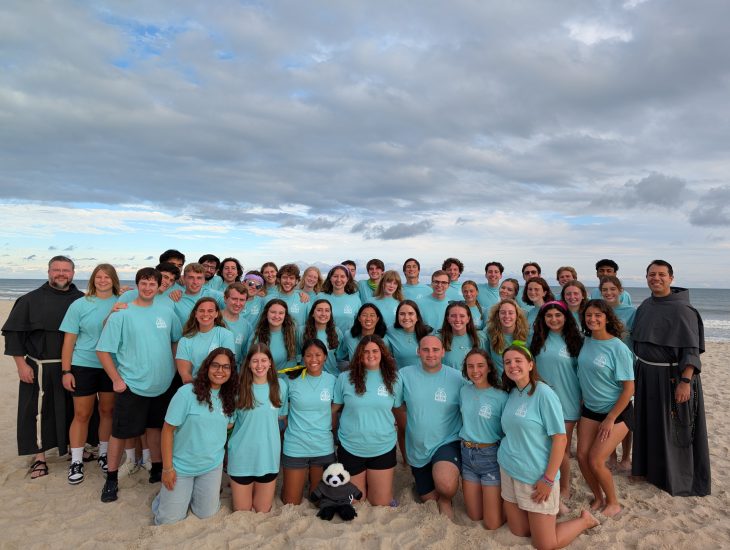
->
[0, 279, 728, 342]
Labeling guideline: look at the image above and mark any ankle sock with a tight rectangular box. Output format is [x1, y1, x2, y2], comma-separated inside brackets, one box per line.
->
[71, 447, 84, 464]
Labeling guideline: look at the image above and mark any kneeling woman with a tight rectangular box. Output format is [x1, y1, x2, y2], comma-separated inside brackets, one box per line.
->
[331, 335, 402, 506]
[227, 344, 288, 513]
[281, 339, 337, 505]
[459, 349, 507, 530]
[499, 343, 598, 549]
[576, 300, 634, 517]
[152, 348, 238, 525]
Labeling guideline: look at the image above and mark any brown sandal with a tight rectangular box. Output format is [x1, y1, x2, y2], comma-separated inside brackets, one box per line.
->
[28, 460, 48, 479]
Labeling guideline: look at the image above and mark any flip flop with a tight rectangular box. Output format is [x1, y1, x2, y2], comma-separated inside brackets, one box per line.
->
[27, 460, 48, 479]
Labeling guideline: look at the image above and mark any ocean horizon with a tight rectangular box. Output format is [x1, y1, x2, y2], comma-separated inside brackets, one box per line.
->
[1, 278, 728, 342]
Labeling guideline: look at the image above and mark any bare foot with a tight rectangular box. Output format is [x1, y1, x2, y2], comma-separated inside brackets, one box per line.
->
[602, 503, 623, 518]
[437, 497, 454, 520]
[617, 461, 632, 473]
[590, 497, 605, 511]
[558, 501, 571, 516]
[581, 510, 600, 529]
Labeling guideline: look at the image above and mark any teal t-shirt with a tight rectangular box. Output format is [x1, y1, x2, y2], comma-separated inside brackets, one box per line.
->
[297, 326, 342, 376]
[283, 372, 336, 458]
[205, 276, 226, 292]
[459, 385, 508, 444]
[241, 295, 265, 328]
[173, 289, 226, 326]
[269, 290, 310, 329]
[468, 304, 488, 330]
[165, 385, 231, 477]
[441, 332, 486, 370]
[485, 333, 513, 378]
[118, 290, 174, 308]
[476, 284, 501, 315]
[402, 283, 430, 301]
[227, 381, 288, 476]
[534, 332, 582, 421]
[336, 331, 362, 362]
[367, 296, 400, 329]
[612, 304, 636, 346]
[577, 337, 634, 414]
[96, 301, 182, 397]
[497, 382, 565, 484]
[315, 292, 361, 333]
[60, 295, 118, 369]
[175, 326, 236, 377]
[384, 328, 421, 370]
[357, 280, 377, 303]
[398, 365, 466, 467]
[223, 315, 253, 366]
[334, 369, 403, 457]
[247, 330, 298, 371]
[446, 282, 463, 301]
[415, 295, 449, 331]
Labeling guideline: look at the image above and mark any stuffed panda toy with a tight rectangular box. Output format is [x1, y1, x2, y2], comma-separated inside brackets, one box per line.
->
[310, 463, 362, 521]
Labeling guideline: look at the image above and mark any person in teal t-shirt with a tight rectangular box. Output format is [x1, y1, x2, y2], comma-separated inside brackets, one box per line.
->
[247, 299, 299, 372]
[268, 263, 312, 329]
[442, 257, 465, 301]
[599, 276, 636, 346]
[576, 300, 634, 519]
[221, 282, 253, 366]
[498, 342, 598, 548]
[332, 335, 402, 507]
[297, 299, 342, 376]
[336, 303, 388, 370]
[477, 261, 504, 315]
[96, 267, 183, 503]
[152, 348, 237, 524]
[60, 263, 121, 484]
[461, 280, 488, 330]
[175, 297, 235, 383]
[589, 259, 632, 305]
[357, 258, 384, 303]
[458, 349, 508, 531]
[281, 338, 337, 505]
[529, 300, 583, 504]
[484, 299, 529, 378]
[401, 257, 431, 301]
[241, 272, 266, 327]
[169, 264, 226, 326]
[367, 270, 403, 328]
[395, 335, 466, 518]
[415, 270, 450, 330]
[227, 343, 288, 513]
[438, 302, 486, 370]
[317, 265, 362, 332]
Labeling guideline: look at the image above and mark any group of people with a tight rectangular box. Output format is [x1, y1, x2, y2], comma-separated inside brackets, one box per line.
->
[2, 251, 710, 550]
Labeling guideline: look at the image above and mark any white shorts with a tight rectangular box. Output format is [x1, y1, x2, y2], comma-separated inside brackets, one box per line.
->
[500, 468, 560, 515]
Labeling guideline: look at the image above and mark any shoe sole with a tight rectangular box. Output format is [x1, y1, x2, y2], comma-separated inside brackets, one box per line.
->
[101, 489, 118, 502]
[68, 477, 84, 485]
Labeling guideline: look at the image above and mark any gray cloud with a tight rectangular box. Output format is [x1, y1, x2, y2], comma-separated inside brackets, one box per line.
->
[362, 220, 434, 240]
[620, 173, 687, 207]
[48, 246, 57, 250]
[24, 255, 37, 260]
[64, 245, 76, 251]
[689, 186, 730, 226]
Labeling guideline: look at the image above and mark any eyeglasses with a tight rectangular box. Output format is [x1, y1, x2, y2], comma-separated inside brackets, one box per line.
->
[210, 362, 232, 371]
[246, 280, 263, 290]
[432, 280, 450, 286]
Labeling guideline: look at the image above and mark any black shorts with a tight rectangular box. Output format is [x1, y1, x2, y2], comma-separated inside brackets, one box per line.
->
[71, 365, 113, 397]
[581, 402, 634, 431]
[229, 472, 278, 485]
[337, 444, 397, 476]
[111, 376, 180, 439]
[411, 440, 462, 496]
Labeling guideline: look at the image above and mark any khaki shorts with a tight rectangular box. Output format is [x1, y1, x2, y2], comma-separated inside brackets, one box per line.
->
[500, 468, 560, 515]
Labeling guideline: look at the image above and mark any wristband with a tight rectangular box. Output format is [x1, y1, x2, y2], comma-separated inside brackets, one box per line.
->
[541, 475, 554, 487]
[62, 371, 73, 376]
[680, 377, 691, 384]
[162, 467, 175, 473]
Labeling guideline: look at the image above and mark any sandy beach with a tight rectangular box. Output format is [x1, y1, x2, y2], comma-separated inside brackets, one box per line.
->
[0, 298, 727, 549]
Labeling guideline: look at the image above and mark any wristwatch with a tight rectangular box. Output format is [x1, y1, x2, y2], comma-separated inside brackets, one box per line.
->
[680, 377, 692, 384]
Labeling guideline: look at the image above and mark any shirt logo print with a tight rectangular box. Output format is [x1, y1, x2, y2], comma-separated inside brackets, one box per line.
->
[343, 305, 353, 314]
[515, 404, 528, 418]
[156, 317, 167, 329]
[434, 387, 447, 403]
[320, 389, 331, 401]
[593, 354, 609, 368]
[377, 384, 388, 397]
[559, 345, 571, 359]
[479, 404, 492, 419]
[291, 304, 300, 313]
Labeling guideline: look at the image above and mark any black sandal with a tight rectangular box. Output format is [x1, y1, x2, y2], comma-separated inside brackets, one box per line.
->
[28, 460, 48, 479]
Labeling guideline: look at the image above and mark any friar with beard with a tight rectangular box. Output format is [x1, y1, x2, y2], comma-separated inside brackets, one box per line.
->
[2, 256, 84, 478]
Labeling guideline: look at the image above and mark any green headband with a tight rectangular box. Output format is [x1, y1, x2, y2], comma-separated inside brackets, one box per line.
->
[505, 339, 533, 360]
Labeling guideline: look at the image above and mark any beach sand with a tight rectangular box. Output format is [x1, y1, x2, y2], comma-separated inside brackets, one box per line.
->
[0, 299, 727, 549]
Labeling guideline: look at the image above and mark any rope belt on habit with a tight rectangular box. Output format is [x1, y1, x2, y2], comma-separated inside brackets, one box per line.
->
[636, 356, 678, 367]
[26, 356, 62, 450]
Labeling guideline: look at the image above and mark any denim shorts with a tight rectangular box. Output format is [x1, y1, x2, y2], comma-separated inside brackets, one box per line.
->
[460, 443, 501, 486]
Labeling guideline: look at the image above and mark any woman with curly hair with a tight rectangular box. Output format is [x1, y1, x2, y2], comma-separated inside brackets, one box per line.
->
[152, 348, 239, 524]
[247, 299, 298, 371]
[316, 265, 362, 332]
[299, 299, 342, 376]
[331, 335, 402, 506]
[176, 297, 235, 384]
[368, 270, 404, 328]
[439, 301, 486, 370]
[281, 338, 337, 505]
[227, 344, 288, 512]
[337, 303, 387, 368]
[529, 301, 583, 506]
[485, 299, 529, 378]
[577, 300, 634, 518]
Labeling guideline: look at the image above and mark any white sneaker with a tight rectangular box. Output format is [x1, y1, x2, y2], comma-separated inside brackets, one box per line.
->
[68, 461, 84, 485]
[117, 460, 140, 478]
[139, 458, 153, 472]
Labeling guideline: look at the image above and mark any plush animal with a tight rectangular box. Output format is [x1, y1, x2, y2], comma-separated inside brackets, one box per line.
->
[310, 463, 362, 521]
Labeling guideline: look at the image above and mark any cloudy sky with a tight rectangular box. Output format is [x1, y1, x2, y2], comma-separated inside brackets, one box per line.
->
[1, 0, 729, 287]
